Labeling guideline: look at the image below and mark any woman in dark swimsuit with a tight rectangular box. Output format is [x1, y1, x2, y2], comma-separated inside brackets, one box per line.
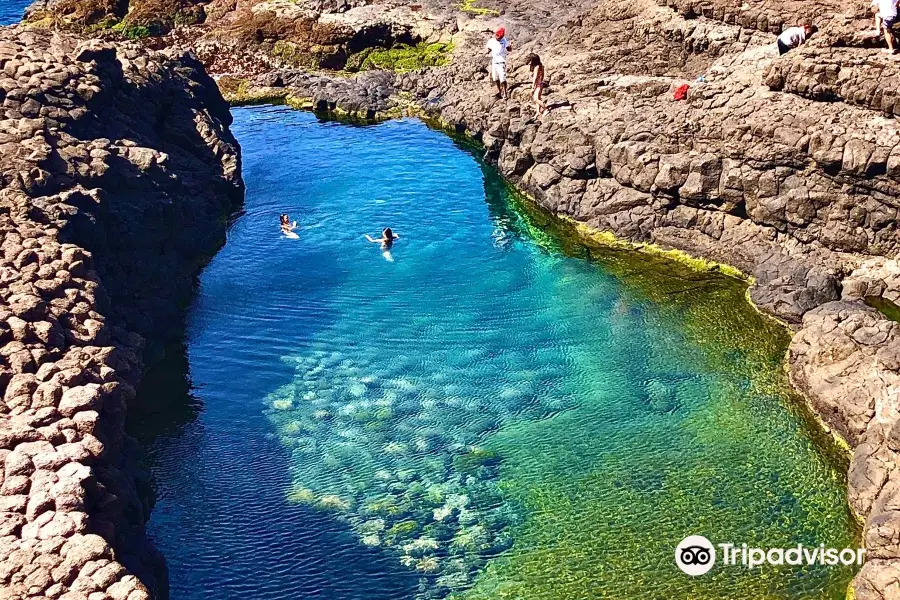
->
[365, 227, 399, 249]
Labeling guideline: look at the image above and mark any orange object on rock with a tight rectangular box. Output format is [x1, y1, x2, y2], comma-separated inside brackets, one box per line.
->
[673, 84, 690, 101]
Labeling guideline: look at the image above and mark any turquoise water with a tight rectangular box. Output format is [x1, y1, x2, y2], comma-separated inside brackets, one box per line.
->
[138, 106, 859, 600]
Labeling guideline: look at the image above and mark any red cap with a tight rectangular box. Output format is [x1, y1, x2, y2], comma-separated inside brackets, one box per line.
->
[496, 27, 505, 38]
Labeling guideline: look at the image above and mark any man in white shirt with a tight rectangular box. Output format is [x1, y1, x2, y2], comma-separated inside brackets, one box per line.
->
[877, 0, 899, 53]
[776, 24, 817, 55]
[486, 27, 511, 99]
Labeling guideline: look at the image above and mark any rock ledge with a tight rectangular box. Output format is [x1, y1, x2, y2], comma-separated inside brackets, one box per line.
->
[0, 27, 241, 600]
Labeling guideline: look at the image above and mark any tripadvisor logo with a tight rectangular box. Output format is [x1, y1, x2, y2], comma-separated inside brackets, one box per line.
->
[676, 535, 716, 576]
[675, 535, 865, 576]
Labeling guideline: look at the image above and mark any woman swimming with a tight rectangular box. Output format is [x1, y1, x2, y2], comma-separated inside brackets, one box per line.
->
[365, 227, 399, 249]
[280, 214, 297, 234]
[365, 227, 399, 262]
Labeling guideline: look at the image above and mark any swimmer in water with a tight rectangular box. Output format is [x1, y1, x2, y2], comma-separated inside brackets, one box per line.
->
[365, 227, 399, 249]
[280, 214, 297, 234]
[365, 227, 399, 262]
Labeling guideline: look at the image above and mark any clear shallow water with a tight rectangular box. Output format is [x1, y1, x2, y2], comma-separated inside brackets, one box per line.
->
[137, 105, 859, 600]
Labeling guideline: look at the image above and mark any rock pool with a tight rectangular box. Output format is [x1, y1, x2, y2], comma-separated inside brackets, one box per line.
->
[135, 105, 860, 600]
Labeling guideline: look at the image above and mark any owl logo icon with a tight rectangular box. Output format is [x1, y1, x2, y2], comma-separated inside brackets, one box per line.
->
[675, 535, 716, 576]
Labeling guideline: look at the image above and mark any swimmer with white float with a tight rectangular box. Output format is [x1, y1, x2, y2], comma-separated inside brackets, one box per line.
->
[280, 214, 299, 238]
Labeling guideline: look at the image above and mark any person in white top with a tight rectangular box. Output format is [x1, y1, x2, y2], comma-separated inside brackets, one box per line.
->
[486, 27, 511, 99]
[776, 24, 817, 55]
[876, 0, 899, 53]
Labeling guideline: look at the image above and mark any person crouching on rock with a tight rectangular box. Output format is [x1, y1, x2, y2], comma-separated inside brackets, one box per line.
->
[527, 53, 549, 116]
[487, 27, 511, 99]
[776, 23, 817, 55]
[365, 227, 399, 249]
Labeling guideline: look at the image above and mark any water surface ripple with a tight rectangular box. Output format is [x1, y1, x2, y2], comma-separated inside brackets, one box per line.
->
[0, 0, 27, 25]
[137, 106, 858, 600]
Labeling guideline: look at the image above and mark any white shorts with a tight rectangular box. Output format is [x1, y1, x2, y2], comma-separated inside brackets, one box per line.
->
[490, 62, 507, 83]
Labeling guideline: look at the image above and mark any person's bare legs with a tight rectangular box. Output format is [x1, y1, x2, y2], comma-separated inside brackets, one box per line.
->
[533, 88, 545, 115]
[885, 24, 896, 53]
[876, 12, 883, 35]
[534, 87, 549, 114]
[500, 81, 508, 99]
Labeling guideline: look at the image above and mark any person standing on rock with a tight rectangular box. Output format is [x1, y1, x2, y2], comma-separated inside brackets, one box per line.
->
[876, 0, 899, 53]
[874, 0, 885, 35]
[487, 27, 511, 99]
[527, 53, 549, 116]
[776, 24, 817, 55]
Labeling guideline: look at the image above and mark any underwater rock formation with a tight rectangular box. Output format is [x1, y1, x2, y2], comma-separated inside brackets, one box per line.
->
[0, 28, 241, 600]
[266, 352, 522, 597]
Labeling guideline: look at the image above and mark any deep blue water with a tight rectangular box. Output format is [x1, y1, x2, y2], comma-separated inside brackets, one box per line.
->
[0, 0, 27, 24]
[136, 106, 858, 600]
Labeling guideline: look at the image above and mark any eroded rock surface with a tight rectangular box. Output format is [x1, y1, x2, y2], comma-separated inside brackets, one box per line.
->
[0, 27, 241, 600]
[790, 301, 900, 597]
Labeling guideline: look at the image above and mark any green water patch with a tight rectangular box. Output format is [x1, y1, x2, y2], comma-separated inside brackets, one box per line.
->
[261, 119, 858, 600]
[865, 295, 900, 323]
[449, 176, 858, 599]
[449, 175, 858, 599]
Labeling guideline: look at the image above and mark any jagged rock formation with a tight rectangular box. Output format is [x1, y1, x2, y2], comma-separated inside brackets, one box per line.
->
[0, 27, 241, 600]
[13, 0, 900, 597]
[256, 68, 395, 115]
[24, 0, 206, 36]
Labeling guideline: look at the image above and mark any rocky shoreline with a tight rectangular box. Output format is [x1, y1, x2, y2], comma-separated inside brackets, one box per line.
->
[0, 28, 241, 600]
[3, 0, 900, 597]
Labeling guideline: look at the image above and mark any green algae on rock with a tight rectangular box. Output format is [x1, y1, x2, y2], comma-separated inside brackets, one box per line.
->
[111, 20, 151, 39]
[864, 295, 900, 323]
[217, 76, 290, 105]
[271, 39, 343, 70]
[346, 42, 455, 73]
[457, 0, 499, 16]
